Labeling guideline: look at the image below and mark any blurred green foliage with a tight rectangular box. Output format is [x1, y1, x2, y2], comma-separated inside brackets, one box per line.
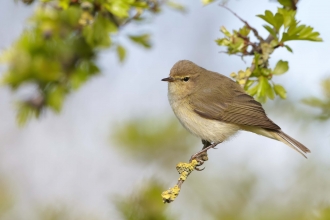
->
[111, 116, 330, 220]
[1, 0, 323, 123]
[36, 205, 100, 220]
[0, 181, 14, 218]
[216, 0, 322, 103]
[303, 78, 330, 120]
[2, 0, 166, 124]
[114, 179, 176, 220]
[112, 118, 197, 168]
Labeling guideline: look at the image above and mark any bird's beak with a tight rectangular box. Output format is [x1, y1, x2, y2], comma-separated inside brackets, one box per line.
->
[161, 77, 174, 82]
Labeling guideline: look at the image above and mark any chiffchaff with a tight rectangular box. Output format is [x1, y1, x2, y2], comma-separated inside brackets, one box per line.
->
[162, 60, 310, 158]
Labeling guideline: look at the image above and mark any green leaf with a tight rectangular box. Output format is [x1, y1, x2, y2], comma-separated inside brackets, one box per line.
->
[201, 0, 214, 5]
[282, 23, 323, 42]
[238, 25, 250, 37]
[116, 45, 126, 62]
[16, 103, 35, 126]
[277, 8, 296, 28]
[104, 1, 130, 18]
[274, 84, 287, 99]
[220, 26, 231, 37]
[128, 34, 152, 48]
[166, 1, 186, 12]
[274, 13, 284, 30]
[257, 76, 267, 98]
[58, 0, 70, 9]
[278, 0, 294, 7]
[261, 68, 271, 76]
[247, 83, 259, 96]
[263, 25, 278, 39]
[273, 60, 289, 75]
[284, 45, 293, 53]
[257, 10, 283, 31]
[245, 80, 254, 89]
[215, 38, 230, 46]
[267, 84, 275, 100]
[82, 15, 117, 47]
[47, 87, 65, 112]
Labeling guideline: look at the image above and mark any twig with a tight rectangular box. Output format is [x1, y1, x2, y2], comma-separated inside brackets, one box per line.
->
[219, 4, 264, 43]
[161, 160, 198, 203]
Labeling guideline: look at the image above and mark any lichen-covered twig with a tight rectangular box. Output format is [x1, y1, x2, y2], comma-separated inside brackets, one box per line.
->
[161, 160, 198, 203]
[161, 142, 219, 203]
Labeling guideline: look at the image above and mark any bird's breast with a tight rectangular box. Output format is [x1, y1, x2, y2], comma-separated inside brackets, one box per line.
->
[168, 94, 240, 143]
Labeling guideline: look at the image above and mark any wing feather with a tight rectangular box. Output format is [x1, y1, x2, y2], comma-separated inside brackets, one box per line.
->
[190, 76, 280, 130]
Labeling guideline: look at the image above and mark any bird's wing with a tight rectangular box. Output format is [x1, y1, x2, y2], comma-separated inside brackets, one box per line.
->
[190, 81, 280, 130]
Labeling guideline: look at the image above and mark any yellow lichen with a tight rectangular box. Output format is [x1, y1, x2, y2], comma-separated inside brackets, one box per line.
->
[176, 160, 198, 181]
[161, 160, 199, 203]
[161, 185, 180, 203]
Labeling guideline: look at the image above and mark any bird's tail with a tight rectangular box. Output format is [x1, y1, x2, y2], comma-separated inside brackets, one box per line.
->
[271, 130, 311, 158]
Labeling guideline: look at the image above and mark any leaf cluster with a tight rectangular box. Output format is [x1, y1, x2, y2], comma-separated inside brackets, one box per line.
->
[216, 0, 322, 103]
[3, 0, 164, 124]
[115, 179, 175, 220]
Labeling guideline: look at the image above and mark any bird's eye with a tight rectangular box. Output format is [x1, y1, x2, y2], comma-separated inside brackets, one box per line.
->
[183, 77, 190, 82]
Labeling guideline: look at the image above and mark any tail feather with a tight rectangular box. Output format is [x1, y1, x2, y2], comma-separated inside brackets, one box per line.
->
[273, 131, 310, 158]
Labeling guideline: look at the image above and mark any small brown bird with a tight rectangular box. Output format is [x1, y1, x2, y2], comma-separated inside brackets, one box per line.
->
[162, 60, 310, 159]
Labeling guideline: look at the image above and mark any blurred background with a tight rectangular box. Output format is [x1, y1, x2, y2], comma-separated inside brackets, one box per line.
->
[0, 0, 330, 219]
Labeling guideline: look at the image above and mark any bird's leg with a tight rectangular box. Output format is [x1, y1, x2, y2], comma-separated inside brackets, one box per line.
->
[194, 140, 211, 167]
[190, 140, 220, 171]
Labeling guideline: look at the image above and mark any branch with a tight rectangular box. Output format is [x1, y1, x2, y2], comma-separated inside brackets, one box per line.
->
[161, 160, 198, 203]
[219, 4, 264, 43]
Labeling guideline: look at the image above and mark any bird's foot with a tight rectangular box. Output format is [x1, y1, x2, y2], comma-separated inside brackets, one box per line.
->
[191, 152, 208, 171]
[189, 142, 219, 171]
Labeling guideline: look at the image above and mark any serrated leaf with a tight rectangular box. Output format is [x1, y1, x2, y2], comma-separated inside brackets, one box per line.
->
[257, 10, 283, 31]
[282, 24, 323, 42]
[257, 10, 274, 26]
[238, 25, 250, 37]
[277, 8, 296, 28]
[274, 84, 287, 99]
[273, 60, 289, 75]
[116, 45, 126, 62]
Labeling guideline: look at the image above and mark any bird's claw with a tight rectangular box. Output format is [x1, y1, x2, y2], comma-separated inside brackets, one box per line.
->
[195, 166, 205, 171]
[190, 153, 208, 171]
